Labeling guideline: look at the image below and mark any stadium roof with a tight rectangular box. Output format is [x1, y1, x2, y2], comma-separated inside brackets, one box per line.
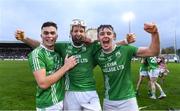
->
[0, 40, 69, 43]
[0, 41, 32, 48]
[0, 41, 23, 43]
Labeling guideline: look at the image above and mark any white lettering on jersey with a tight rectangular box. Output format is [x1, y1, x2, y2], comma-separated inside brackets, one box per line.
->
[74, 54, 88, 63]
[103, 61, 124, 73]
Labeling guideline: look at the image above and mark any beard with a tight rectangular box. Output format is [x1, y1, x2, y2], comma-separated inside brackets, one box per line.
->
[72, 35, 84, 46]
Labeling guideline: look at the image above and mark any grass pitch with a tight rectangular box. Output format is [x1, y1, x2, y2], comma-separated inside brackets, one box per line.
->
[0, 60, 36, 109]
[0, 60, 180, 110]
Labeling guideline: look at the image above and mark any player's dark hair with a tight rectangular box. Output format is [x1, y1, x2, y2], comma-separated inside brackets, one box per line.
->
[41, 21, 58, 30]
[97, 25, 114, 33]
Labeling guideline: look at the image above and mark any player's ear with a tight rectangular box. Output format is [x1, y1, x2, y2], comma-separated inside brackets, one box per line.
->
[97, 33, 100, 40]
[70, 31, 73, 37]
[56, 34, 58, 39]
[70, 27, 73, 36]
[113, 32, 116, 40]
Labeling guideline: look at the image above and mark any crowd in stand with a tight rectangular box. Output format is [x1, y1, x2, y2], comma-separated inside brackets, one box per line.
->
[0, 47, 32, 60]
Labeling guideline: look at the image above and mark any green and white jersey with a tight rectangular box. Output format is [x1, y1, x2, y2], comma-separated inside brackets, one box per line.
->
[95, 45, 138, 100]
[28, 44, 65, 108]
[140, 59, 148, 72]
[147, 57, 158, 70]
[55, 41, 101, 91]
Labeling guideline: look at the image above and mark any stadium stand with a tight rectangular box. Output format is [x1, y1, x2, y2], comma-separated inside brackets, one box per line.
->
[161, 54, 180, 63]
[0, 41, 32, 60]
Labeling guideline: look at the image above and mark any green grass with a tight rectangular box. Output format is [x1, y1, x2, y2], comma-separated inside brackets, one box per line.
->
[139, 62, 180, 110]
[0, 60, 180, 110]
[132, 62, 180, 110]
[0, 60, 36, 110]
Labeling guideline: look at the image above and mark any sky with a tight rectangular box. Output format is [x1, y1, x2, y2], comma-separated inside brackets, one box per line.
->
[0, 0, 180, 49]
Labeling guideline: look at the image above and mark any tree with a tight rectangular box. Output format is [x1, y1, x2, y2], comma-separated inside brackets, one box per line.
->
[161, 46, 175, 54]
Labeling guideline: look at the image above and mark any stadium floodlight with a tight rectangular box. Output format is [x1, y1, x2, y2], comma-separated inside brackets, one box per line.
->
[122, 11, 135, 33]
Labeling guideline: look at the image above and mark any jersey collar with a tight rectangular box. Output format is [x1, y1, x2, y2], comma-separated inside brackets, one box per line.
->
[102, 44, 117, 54]
[70, 38, 84, 48]
[40, 44, 54, 52]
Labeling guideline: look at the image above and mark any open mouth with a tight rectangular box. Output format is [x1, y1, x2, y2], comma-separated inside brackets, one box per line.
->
[102, 37, 110, 45]
[75, 35, 84, 41]
[72, 35, 85, 45]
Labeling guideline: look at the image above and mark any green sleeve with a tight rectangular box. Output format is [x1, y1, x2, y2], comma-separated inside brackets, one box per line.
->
[127, 45, 138, 57]
[28, 50, 45, 72]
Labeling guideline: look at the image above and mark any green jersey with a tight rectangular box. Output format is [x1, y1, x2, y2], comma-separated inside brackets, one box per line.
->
[147, 57, 158, 70]
[95, 45, 138, 100]
[140, 59, 148, 72]
[28, 45, 65, 108]
[55, 41, 100, 91]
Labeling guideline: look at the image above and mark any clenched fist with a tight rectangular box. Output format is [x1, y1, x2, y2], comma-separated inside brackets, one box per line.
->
[15, 30, 25, 40]
[126, 33, 136, 43]
[144, 23, 158, 34]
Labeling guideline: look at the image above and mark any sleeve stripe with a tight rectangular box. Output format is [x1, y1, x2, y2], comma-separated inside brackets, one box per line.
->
[32, 48, 41, 71]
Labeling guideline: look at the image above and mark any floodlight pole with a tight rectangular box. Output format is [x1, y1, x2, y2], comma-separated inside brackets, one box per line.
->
[122, 11, 135, 33]
[174, 29, 177, 55]
[128, 19, 131, 33]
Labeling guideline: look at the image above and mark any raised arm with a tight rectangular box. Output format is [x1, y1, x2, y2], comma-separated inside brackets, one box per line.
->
[15, 29, 40, 48]
[136, 23, 160, 57]
[116, 33, 136, 45]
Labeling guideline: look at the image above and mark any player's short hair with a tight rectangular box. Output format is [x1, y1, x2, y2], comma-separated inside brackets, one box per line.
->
[97, 25, 114, 33]
[41, 21, 58, 30]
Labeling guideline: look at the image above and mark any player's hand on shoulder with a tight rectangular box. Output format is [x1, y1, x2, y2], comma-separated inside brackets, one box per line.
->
[82, 36, 92, 45]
